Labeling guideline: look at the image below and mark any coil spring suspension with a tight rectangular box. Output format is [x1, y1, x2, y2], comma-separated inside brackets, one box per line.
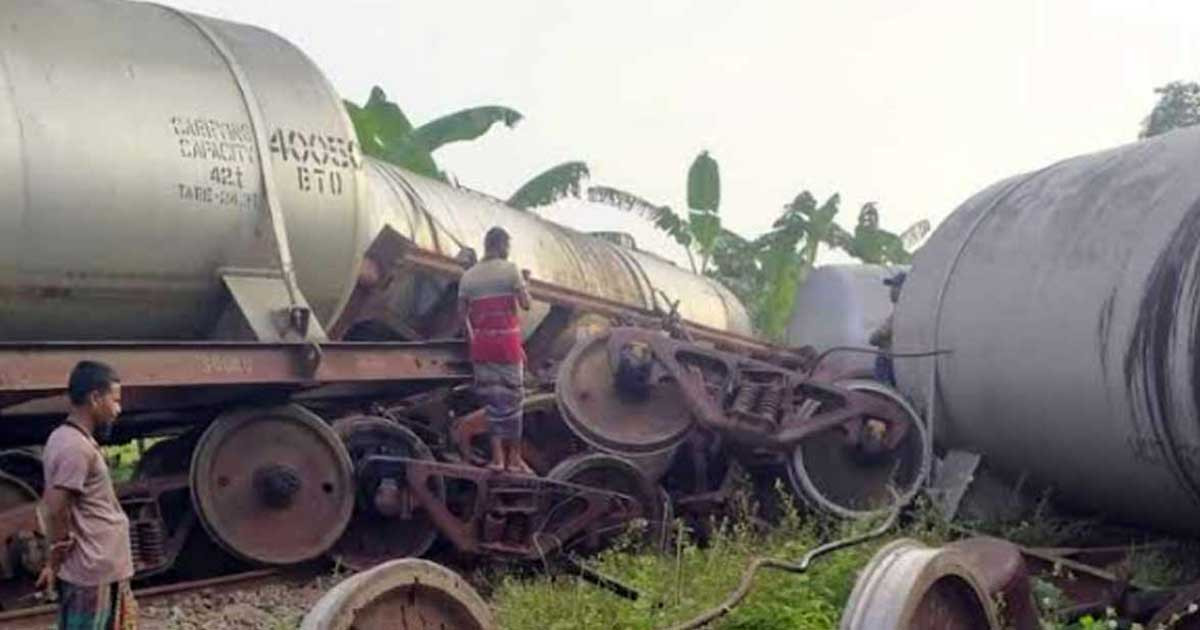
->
[130, 517, 166, 571]
[731, 383, 762, 415]
[756, 385, 784, 421]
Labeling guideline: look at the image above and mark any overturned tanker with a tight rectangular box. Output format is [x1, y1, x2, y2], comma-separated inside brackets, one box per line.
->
[895, 126, 1200, 534]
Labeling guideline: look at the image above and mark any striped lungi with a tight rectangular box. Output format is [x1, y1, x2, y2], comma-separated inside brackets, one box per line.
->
[57, 578, 138, 630]
[474, 362, 524, 440]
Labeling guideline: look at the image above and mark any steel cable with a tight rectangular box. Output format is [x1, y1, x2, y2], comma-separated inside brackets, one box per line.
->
[658, 488, 903, 630]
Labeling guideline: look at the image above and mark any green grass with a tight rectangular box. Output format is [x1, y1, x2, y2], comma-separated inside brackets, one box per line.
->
[490, 488, 1191, 630]
[492, 487, 923, 630]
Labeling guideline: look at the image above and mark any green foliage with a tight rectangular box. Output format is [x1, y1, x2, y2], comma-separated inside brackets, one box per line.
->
[344, 87, 440, 178]
[706, 191, 925, 341]
[508, 161, 591, 210]
[586, 142, 927, 339]
[1140, 81, 1200, 139]
[686, 150, 720, 212]
[103, 441, 146, 483]
[588, 151, 722, 273]
[409, 106, 522, 153]
[345, 86, 587, 206]
[493, 495, 881, 630]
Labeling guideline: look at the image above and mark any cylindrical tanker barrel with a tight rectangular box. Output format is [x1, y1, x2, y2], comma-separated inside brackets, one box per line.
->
[360, 160, 753, 340]
[895, 126, 1200, 534]
[785, 264, 904, 379]
[0, 0, 368, 340]
[0, 1, 752, 345]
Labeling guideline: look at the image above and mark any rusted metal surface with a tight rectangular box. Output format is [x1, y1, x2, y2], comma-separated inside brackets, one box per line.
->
[0, 340, 468, 399]
[945, 538, 1039, 630]
[301, 558, 493, 630]
[0, 472, 197, 609]
[352, 453, 653, 560]
[190, 405, 355, 566]
[840, 539, 1000, 630]
[543, 453, 665, 553]
[555, 327, 927, 517]
[0, 451, 42, 495]
[0, 473, 38, 582]
[331, 416, 442, 570]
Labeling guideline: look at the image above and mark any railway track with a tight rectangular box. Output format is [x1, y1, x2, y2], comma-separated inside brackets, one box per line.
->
[0, 568, 316, 630]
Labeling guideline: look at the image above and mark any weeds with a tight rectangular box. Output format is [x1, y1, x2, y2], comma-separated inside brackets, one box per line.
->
[493, 483, 889, 630]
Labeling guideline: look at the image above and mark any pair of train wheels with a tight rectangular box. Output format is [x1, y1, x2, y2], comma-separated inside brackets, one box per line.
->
[556, 332, 931, 520]
[181, 402, 663, 571]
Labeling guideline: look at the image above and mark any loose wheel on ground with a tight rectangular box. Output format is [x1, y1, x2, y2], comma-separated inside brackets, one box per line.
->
[840, 539, 1000, 630]
[190, 405, 354, 566]
[301, 558, 493, 630]
[787, 379, 929, 519]
[330, 416, 443, 571]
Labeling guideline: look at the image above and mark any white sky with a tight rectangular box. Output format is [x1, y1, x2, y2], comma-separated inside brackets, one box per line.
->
[159, 0, 1200, 266]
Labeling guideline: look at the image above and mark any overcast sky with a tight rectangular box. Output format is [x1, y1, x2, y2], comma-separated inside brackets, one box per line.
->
[159, 0, 1200, 265]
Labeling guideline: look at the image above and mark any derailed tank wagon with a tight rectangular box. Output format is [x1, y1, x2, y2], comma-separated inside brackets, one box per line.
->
[0, 0, 929, 610]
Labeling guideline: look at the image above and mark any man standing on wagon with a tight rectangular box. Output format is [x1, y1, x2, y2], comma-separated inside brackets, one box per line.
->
[458, 227, 534, 474]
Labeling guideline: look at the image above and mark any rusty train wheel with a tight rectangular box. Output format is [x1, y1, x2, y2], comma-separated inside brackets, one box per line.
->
[0, 449, 43, 495]
[190, 405, 354, 566]
[137, 433, 245, 579]
[556, 331, 693, 457]
[301, 558, 493, 630]
[787, 379, 929, 519]
[543, 453, 666, 552]
[330, 416, 443, 571]
[0, 471, 41, 579]
[0, 472, 36, 511]
[840, 539, 999, 630]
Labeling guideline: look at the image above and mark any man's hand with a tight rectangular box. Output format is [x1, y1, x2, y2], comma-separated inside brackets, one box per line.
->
[35, 564, 54, 592]
[35, 536, 73, 592]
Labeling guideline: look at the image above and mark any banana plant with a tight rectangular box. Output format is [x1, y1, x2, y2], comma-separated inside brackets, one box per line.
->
[709, 191, 929, 340]
[587, 150, 722, 273]
[345, 86, 589, 210]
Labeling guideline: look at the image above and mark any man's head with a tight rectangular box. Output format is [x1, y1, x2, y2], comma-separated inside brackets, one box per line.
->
[883, 271, 907, 304]
[68, 361, 122, 428]
[483, 227, 511, 260]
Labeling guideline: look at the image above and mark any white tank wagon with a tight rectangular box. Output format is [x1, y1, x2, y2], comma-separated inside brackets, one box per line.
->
[785, 264, 906, 380]
[0, 0, 751, 345]
[895, 126, 1200, 534]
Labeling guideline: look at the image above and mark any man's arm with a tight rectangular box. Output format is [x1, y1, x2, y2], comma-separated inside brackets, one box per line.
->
[516, 269, 532, 311]
[458, 296, 473, 339]
[35, 486, 74, 589]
